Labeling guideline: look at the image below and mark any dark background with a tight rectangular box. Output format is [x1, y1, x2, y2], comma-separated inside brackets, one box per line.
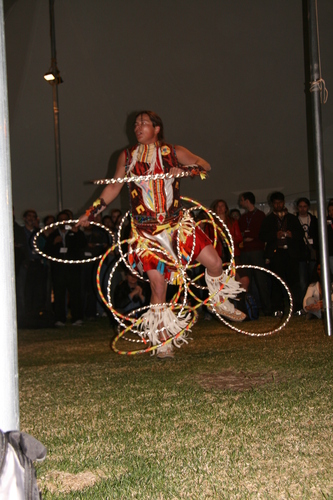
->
[4, 0, 333, 220]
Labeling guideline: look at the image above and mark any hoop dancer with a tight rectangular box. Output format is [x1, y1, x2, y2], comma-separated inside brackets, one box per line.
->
[77, 111, 246, 358]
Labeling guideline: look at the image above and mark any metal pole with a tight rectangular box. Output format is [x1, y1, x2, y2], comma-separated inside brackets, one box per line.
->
[48, 0, 63, 212]
[307, 0, 332, 336]
[0, 0, 20, 431]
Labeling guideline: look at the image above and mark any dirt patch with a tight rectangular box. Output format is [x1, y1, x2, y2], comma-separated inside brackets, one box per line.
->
[41, 469, 106, 494]
[197, 370, 285, 391]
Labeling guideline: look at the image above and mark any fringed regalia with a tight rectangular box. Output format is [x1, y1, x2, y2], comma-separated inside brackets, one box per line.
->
[125, 142, 211, 354]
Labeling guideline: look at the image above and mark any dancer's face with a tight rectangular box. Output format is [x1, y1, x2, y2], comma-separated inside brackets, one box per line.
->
[134, 114, 160, 145]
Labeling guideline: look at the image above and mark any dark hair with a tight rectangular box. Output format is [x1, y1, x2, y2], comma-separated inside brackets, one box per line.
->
[241, 192, 255, 205]
[43, 214, 55, 226]
[230, 208, 241, 217]
[102, 215, 112, 223]
[57, 210, 70, 221]
[63, 209, 73, 219]
[297, 197, 310, 207]
[270, 191, 285, 203]
[211, 199, 233, 225]
[134, 110, 164, 141]
[309, 262, 321, 285]
[23, 209, 37, 218]
[212, 199, 229, 214]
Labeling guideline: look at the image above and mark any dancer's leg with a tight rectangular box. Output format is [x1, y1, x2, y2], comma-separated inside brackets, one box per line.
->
[146, 269, 174, 357]
[147, 269, 168, 304]
[195, 244, 222, 277]
[196, 244, 246, 322]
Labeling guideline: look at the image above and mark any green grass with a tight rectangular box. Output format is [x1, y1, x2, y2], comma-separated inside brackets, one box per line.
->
[18, 315, 333, 499]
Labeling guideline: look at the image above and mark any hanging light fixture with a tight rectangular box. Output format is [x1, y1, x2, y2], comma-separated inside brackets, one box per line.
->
[43, 68, 63, 84]
[43, 0, 64, 212]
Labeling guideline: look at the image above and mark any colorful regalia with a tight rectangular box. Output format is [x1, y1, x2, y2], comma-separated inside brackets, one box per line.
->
[125, 142, 211, 283]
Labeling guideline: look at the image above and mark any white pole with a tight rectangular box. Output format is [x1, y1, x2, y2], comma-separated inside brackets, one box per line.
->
[0, 0, 20, 431]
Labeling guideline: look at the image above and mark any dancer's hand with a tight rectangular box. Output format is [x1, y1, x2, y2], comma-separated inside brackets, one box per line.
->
[170, 167, 185, 176]
[76, 214, 90, 228]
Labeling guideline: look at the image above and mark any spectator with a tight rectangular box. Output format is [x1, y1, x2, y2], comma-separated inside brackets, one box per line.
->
[205, 199, 249, 319]
[303, 263, 331, 320]
[100, 213, 127, 323]
[45, 210, 86, 327]
[21, 209, 47, 325]
[82, 213, 109, 320]
[114, 270, 150, 315]
[206, 199, 243, 268]
[43, 215, 56, 237]
[13, 210, 29, 327]
[230, 208, 241, 221]
[238, 192, 271, 315]
[102, 215, 114, 245]
[40, 214, 56, 313]
[259, 192, 305, 316]
[296, 197, 319, 300]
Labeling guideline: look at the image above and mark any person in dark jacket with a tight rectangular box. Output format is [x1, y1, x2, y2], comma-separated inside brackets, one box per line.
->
[114, 270, 150, 315]
[296, 197, 319, 300]
[259, 191, 305, 315]
[45, 211, 86, 326]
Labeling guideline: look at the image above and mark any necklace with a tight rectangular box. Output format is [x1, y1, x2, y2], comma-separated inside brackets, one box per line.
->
[128, 142, 161, 174]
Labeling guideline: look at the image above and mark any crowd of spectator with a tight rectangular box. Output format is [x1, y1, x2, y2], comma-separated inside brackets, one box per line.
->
[201, 191, 329, 321]
[13, 207, 127, 328]
[13, 191, 331, 327]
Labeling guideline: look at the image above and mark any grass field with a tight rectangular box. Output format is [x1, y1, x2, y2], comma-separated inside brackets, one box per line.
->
[18, 314, 333, 499]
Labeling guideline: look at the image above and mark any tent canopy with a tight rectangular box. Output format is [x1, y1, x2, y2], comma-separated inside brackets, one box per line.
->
[4, 0, 333, 220]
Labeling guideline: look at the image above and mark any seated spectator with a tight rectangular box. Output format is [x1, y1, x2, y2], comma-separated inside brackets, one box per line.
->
[114, 270, 150, 315]
[303, 263, 331, 319]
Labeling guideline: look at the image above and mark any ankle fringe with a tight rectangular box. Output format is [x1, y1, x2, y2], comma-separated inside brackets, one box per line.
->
[139, 305, 191, 351]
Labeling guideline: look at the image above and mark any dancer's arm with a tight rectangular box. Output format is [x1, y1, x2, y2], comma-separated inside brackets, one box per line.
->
[77, 152, 126, 227]
[175, 145, 211, 172]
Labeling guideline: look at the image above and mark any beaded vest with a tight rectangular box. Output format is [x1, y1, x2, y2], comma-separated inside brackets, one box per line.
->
[125, 143, 182, 225]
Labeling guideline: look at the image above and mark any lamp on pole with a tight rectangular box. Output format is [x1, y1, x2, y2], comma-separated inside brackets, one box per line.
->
[44, 0, 63, 213]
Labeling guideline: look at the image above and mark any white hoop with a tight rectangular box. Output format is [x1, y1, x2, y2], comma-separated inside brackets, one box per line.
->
[32, 220, 114, 264]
